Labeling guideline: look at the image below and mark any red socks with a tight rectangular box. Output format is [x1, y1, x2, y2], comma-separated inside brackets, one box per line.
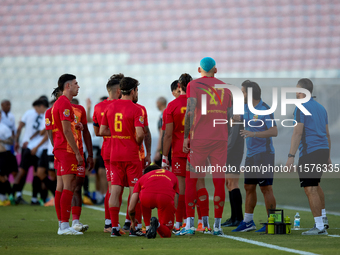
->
[55, 190, 62, 221]
[185, 171, 197, 218]
[109, 207, 120, 228]
[104, 189, 110, 220]
[197, 188, 209, 217]
[72, 206, 81, 221]
[157, 224, 171, 238]
[60, 189, 73, 223]
[176, 194, 186, 223]
[213, 178, 225, 218]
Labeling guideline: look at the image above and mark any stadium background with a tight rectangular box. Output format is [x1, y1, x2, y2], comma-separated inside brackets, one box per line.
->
[1, 0, 339, 165]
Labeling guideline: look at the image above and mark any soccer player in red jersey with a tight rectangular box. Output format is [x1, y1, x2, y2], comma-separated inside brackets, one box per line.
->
[99, 77, 145, 237]
[51, 74, 84, 235]
[45, 88, 62, 227]
[128, 165, 179, 239]
[92, 73, 123, 233]
[70, 100, 93, 232]
[123, 101, 151, 231]
[162, 74, 192, 233]
[182, 58, 231, 236]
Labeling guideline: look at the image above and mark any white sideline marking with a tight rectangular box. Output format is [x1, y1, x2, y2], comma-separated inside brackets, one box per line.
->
[219, 234, 319, 255]
[84, 205, 126, 216]
[328, 235, 340, 237]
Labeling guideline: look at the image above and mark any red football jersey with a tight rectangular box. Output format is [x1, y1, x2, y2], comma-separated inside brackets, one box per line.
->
[45, 108, 53, 131]
[133, 169, 179, 199]
[161, 108, 167, 131]
[186, 77, 231, 141]
[93, 99, 116, 160]
[51, 95, 75, 154]
[101, 100, 144, 162]
[165, 95, 188, 158]
[136, 103, 148, 160]
[72, 104, 87, 154]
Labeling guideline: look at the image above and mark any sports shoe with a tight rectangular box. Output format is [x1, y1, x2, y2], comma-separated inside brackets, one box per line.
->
[104, 224, 112, 233]
[196, 223, 205, 232]
[129, 228, 146, 237]
[31, 200, 41, 206]
[323, 217, 329, 229]
[172, 227, 181, 234]
[203, 227, 212, 234]
[146, 217, 158, 239]
[82, 195, 93, 205]
[222, 219, 242, 227]
[57, 228, 62, 235]
[232, 220, 256, 232]
[221, 218, 233, 227]
[176, 227, 195, 236]
[110, 228, 122, 237]
[302, 225, 328, 235]
[213, 228, 224, 236]
[255, 224, 266, 233]
[182, 223, 186, 229]
[9, 194, 16, 205]
[58, 227, 83, 235]
[44, 198, 55, 207]
[72, 222, 89, 232]
[0, 200, 11, 206]
[119, 228, 126, 235]
[15, 196, 28, 205]
[123, 221, 131, 231]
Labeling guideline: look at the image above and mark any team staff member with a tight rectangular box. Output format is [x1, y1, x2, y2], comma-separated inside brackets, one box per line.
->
[128, 165, 179, 239]
[93, 73, 123, 233]
[153, 97, 167, 166]
[52, 74, 83, 235]
[163, 74, 192, 232]
[233, 80, 277, 233]
[99, 77, 145, 237]
[286, 79, 330, 235]
[221, 104, 244, 227]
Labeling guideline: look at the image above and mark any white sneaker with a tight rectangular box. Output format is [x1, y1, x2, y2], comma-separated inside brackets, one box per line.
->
[58, 227, 83, 235]
[72, 222, 89, 232]
[57, 228, 62, 235]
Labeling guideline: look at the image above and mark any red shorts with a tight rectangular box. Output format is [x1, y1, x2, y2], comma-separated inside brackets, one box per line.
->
[54, 150, 78, 176]
[140, 192, 175, 230]
[188, 140, 228, 179]
[172, 157, 187, 177]
[104, 159, 111, 182]
[110, 161, 142, 187]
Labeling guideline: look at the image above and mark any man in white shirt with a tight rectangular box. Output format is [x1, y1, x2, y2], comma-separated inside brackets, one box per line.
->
[12, 99, 48, 204]
[0, 111, 16, 205]
[0, 100, 16, 153]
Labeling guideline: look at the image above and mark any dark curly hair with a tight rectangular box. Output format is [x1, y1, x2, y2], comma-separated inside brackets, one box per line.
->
[178, 73, 192, 93]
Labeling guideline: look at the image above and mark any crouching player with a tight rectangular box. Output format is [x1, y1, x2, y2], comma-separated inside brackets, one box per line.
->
[128, 165, 179, 239]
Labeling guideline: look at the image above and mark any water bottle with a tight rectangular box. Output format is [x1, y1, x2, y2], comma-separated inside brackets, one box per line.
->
[294, 212, 300, 229]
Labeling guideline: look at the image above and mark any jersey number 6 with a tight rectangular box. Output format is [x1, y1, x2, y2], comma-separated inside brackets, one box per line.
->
[114, 113, 123, 132]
